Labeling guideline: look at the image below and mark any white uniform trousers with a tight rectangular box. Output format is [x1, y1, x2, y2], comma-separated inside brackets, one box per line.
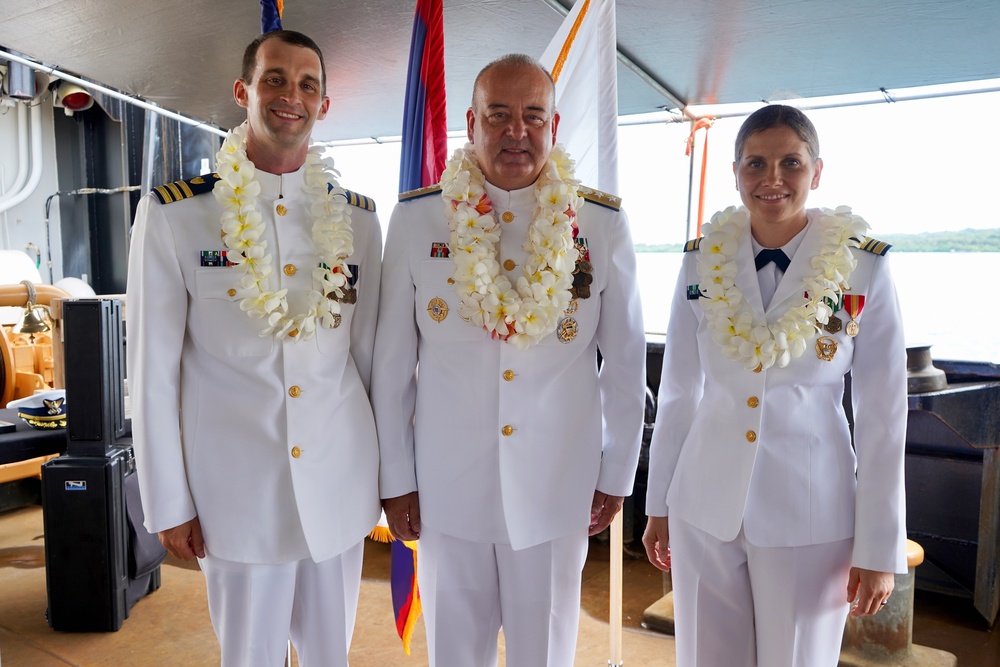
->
[199, 540, 364, 667]
[670, 517, 853, 667]
[417, 526, 589, 667]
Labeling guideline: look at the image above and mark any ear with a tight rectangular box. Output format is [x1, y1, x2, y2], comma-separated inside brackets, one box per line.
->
[811, 157, 824, 190]
[234, 79, 249, 109]
[551, 111, 560, 144]
[733, 161, 739, 190]
[317, 95, 331, 121]
[466, 107, 476, 143]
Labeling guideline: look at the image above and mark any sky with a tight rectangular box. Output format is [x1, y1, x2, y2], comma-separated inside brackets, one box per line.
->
[325, 89, 1000, 247]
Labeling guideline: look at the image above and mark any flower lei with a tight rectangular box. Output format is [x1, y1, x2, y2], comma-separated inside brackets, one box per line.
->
[697, 205, 869, 371]
[440, 142, 583, 349]
[212, 122, 354, 341]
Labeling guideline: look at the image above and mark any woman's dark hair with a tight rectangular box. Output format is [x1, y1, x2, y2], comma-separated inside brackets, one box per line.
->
[734, 104, 820, 162]
[241, 30, 327, 96]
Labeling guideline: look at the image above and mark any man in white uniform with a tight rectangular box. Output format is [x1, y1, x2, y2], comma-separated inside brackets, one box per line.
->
[126, 30, 381, 667]
[373, 54, 646, 666]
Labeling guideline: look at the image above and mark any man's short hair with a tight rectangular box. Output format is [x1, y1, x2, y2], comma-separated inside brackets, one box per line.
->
[471, 54, 555, 111]
[241, 30, 327, 96]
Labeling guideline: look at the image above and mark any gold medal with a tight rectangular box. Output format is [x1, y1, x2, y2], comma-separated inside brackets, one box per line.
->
[843, 294, 865, 337]
[823, 314, 842, 334]
[330, 313, 342, 329]
[427, 297, 448, 323]
[556, 317, 578, 343]
[564, 299, 579, 316]
[816, 335, 837, 361]
[276, 203, 287, 217]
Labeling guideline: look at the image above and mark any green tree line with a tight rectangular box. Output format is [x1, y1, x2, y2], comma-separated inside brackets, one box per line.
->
[635, 228, 1000, 253]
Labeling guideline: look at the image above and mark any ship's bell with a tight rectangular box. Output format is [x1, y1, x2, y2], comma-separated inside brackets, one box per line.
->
[12, 280, 50, 341]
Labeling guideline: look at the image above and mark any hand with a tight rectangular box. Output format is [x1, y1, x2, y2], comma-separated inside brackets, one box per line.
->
[589, 491, 624, 536]
[642, 516, 671, 572]
[847, 567, 895, 616]
[382, 492, 421, 541]
[159, 517, 205, 560]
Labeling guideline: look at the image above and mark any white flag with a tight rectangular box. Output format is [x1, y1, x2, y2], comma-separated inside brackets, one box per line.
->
[540, 0, 619, 194]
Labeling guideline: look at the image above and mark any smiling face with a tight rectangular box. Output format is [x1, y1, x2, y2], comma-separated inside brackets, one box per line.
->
[235, 37, 330, 173]
[467, 61, 559, 191]
[734, 125, 823, 245]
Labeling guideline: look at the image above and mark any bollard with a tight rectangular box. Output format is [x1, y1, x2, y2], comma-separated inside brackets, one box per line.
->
[839, 540, 957, 667]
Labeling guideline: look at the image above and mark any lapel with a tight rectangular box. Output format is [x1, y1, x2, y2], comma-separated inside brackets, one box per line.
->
[734, 222, 766, 315]
[766, 217, 824, 317]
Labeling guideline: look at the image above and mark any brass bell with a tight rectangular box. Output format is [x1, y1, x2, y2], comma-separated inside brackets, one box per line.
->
[13, 280, 50, 342]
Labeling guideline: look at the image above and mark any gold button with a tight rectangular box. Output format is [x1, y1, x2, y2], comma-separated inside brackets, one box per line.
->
[503, 370, 515, 382]
[746, 430, 757, 443]
[283, 264, 296, 276]
[447, 278, 455, 284]
[747, 396, 759, 408]
[276, 203, 288, 216]
[502, 425, 514, 437]
[501, 211, 515, 223]
[753, 363, 763, 373]
[291, 446, 302, 458]
[227, 288, 237, 297]
[503, 259, 516, 271]
[289, 385, 302, 398]
[288, 328, 299, 339]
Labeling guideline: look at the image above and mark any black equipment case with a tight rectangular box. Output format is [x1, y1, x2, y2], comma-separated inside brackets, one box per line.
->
[41, 446, 166, 631]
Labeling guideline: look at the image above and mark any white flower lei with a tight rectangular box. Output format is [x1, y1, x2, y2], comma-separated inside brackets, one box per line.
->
[440, 142, 583, 349]
[697, 205, 869, 371]
[212, 122, 354, 341]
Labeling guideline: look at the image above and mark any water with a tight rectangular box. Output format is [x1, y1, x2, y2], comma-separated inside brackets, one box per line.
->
[636, 252, 1000, 363]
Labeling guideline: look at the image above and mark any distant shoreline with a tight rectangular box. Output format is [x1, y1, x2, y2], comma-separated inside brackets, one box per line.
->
[635, 227, 1000, 253]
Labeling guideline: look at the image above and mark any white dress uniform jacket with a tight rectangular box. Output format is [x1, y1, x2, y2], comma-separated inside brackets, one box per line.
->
[646, 209, 908, 574]
[126, 168, 382, 564]
[374, 182, 645, 550]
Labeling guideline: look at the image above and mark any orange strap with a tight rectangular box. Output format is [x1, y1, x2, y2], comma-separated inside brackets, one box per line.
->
[686, 118, 713, 237]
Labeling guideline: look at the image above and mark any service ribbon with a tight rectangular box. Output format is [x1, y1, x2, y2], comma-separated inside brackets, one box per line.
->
[843, 294, 866, 320]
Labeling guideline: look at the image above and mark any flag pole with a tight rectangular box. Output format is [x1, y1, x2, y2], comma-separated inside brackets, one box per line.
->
[609, 511, 624, 666]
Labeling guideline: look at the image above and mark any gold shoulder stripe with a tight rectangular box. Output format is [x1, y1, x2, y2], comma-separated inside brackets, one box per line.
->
[684, 238, 702, 252]
[399, 183, 443, 202]
[151, 172, 220, 205]
[859, 237, 892, 256]
[341, 189, 376, 212]
[578, 186, 622, 211]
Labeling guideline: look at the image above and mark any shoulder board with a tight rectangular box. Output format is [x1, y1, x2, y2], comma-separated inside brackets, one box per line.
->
[151, 173, 220, 205]
[577, 186, 622, 211]
[858, 237, 892, 256]
[334, 187, 376, 212]
[399, 183, 443, 202]
[684, 238, 702, 252]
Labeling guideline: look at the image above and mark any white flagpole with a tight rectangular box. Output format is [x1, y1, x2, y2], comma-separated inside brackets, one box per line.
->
[610, 511, 624, 666]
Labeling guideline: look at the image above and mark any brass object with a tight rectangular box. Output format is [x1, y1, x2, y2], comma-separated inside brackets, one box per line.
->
[746, 430, 757, 443]
[747, 396, 759, 408]
[276, 203, 288, 216]
[503, 259, 515, 271]
[13, 281, 50, 343]
[283, 264, 296, 276]
[288, 386, 301, 398]
[501, 211, 514, 223]
[816, 336, 838, 361]
[427, 297, 448, 323]
[227, 288, 237, 297]
[846, 319, 860, 337]
[291, 446, 302, 458]
[906, 345, 948, 393]
[557, 317, 578, 343]
[501, 425, 514, 437]
[503, 369, 515, 382]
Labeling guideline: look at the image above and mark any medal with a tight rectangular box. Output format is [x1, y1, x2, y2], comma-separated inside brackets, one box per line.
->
[556, 317, 578, 343]
[330, 313, 342, 329]
[823, 314, 842, 334]
[427, 297, 448, 323]
[564, 299, 578, 316]
[843, 294, 866, 337]
[816, 336, 838, 361]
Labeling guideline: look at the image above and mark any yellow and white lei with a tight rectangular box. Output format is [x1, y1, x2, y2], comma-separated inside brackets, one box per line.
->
[212, 122, 354, 341]
[440, 142, 582, 349]
[697, 205, 869, 371]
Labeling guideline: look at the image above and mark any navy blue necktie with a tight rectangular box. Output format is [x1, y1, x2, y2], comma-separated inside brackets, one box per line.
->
[755, 248, 790, 273]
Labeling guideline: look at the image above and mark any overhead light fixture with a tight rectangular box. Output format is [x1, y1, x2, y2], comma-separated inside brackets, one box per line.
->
[53, 81, 94, 114]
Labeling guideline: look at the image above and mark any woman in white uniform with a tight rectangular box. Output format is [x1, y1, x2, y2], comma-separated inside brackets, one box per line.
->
[642, 105, 908, 667]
